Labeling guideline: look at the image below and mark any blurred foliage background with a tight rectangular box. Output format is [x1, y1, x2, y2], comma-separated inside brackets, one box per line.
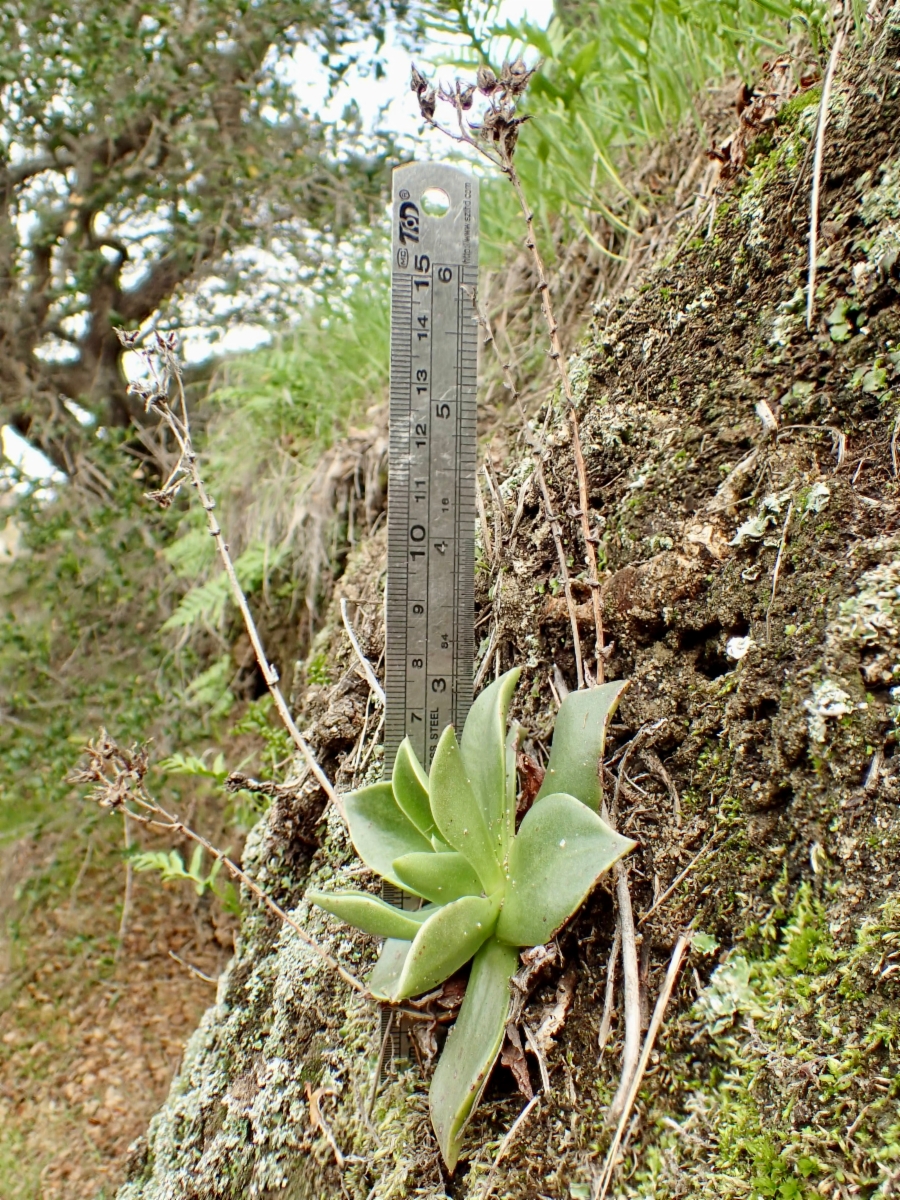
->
[0, 0, 837, 1192]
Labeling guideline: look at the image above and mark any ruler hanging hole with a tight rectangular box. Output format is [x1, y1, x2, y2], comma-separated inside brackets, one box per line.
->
[420, 187, 450, 217]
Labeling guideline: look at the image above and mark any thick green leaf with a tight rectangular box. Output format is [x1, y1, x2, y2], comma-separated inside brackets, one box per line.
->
[535, 680, 628, 811]
[343, 782, 434, 889]
[429, 726, 505, 893]
[429, 936, 519, 1170]
[392, 737, 435, 838]
[307, 890, 430, 940]
[392, 851, 483, 905]
[367, 938, 411, 1001]
[392, 892, 501, 1002]
[496, 792, 636, 947]
[460, 667, 521, 854]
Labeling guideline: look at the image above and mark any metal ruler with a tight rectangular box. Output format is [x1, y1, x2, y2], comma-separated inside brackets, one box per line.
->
[381, 163, 479, 1068]
[385, 162, 479, 774]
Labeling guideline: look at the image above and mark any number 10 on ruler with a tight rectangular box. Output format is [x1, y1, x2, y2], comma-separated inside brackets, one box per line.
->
[385, 163, 479, 773]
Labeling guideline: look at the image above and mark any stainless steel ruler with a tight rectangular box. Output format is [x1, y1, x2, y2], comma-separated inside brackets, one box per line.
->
[385, 162, 479, 774]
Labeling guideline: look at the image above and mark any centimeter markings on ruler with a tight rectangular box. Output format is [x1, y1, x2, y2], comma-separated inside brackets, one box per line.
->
[381, 163, 479, 1066]
[385, 162, 479, 776]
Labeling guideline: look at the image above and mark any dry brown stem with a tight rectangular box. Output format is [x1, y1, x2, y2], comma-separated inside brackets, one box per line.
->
[504, 162, 605, 677]
[479, 1094, 541, 1200]
[426, 69, 604, 684]
[340, 596, 386, 707]
[70, 732, 366, 995]
[638, 829, 724, 927]
[120, 331, 341, 818]
[766, 499, 794, 648]
[598, 926, 621, 1053]
[468, 289, 586, 687]
[807, 22, 846, 330]
[593, 933, 691, 1200]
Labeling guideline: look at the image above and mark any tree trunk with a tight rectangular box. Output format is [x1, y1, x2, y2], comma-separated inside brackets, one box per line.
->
[120, 29, 900, 1200]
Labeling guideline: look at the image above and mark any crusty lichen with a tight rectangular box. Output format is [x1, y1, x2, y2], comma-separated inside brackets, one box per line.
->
[122, 28, 900, 1200]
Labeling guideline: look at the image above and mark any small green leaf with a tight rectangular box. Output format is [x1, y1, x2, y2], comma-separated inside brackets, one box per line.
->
[392, 892, 501, 1001]
[307, 890, 431, 940]
[367, 938, 411, 1000]
[429, 936, 518, 1170]
[430, 726, 505, 893]
[344, 782, 434, 890]
[496, 793, 635, 947]
[460, 667, 521, 854]
[393, 851, 483, 904]
[536, 681, 628, 811]
[392, 737, 435, 838]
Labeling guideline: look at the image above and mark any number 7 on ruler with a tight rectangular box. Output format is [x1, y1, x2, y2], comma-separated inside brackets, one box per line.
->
[385, 163, 479, 774]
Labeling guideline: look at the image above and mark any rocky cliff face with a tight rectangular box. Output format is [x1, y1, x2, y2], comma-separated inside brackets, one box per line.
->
[121, 20, 900, 1199]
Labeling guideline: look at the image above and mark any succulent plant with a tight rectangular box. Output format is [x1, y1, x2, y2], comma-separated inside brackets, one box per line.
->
[307, 668, 635, 1169]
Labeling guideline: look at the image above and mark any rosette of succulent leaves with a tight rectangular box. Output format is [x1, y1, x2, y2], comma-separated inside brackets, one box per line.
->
[307, 668, 635, 1170]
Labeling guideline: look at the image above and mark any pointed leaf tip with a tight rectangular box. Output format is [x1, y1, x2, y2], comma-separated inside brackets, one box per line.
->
[430, 936, 518, 1170]
[343, 781, 433, 890]
[430, 725, 504, 894]
[392, 737, 435, 838]
[461, 667, 521, 850]
[496, 792, 635, 947]
[536, 680, 628, 811]
[392, 892, 500, 1002]
[307, 890, 430, 941]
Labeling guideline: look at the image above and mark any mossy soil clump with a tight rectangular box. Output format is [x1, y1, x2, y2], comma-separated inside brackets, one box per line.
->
[122, 24, 900, 1200]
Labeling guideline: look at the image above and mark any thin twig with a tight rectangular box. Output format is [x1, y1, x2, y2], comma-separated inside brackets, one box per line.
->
[523, 1021, 552, 1094]
[807, 23, 847, 330]
[638, 829, 724, 926]
[600, 785, 641, 1125]
[474, 622, 500, 692]
[168, 950, 219, 984]
[598, 926, 621, 1053]
[611, 721, 665, 823]
[593, 933, 691, 1200]
[428, 79, 603, 683]
[115, 812, 134, 962]
[483, 463, 504, 563]
[766, 499, 793, 648]
[340, 597, 386, 707]
[306, 1083, 345, 1169]
[468, 289, 585, 687]
[503, 162, 606, 676]
[609, 864, 641, 1124]
[367, 1012, 394, 1119]
[641, 749, 682, 828]
[125, 335, 341, 817]
[73, 734, 367, 995]
[479, 1095, 541, 1200]
[67, 838, 93, 910]
[475, 472, 494, 563]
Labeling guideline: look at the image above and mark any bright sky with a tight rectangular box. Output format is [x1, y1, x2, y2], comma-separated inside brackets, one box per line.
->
[3, 0, 554, 481]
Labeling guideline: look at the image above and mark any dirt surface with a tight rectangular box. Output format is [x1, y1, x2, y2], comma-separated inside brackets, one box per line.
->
[0, 828, 235, 1199]
[120, 21, 900, 1200]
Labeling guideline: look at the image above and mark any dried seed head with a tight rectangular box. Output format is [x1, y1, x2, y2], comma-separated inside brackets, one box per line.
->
[115, 327, 139, 349]
[419, 88, 436, 121]
[410, 65, 428, 95]
[459, 84, 476, 111]
[476, 65, 498, 95]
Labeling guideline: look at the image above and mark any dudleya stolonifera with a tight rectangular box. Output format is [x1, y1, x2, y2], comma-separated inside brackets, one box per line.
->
[307, 668, 635, 1169]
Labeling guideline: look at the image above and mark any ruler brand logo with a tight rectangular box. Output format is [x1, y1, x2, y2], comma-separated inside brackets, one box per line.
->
[398, 199, 420, 245]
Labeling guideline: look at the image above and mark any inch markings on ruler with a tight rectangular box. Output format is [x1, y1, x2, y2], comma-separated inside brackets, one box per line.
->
[386, 162, 479, 774]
